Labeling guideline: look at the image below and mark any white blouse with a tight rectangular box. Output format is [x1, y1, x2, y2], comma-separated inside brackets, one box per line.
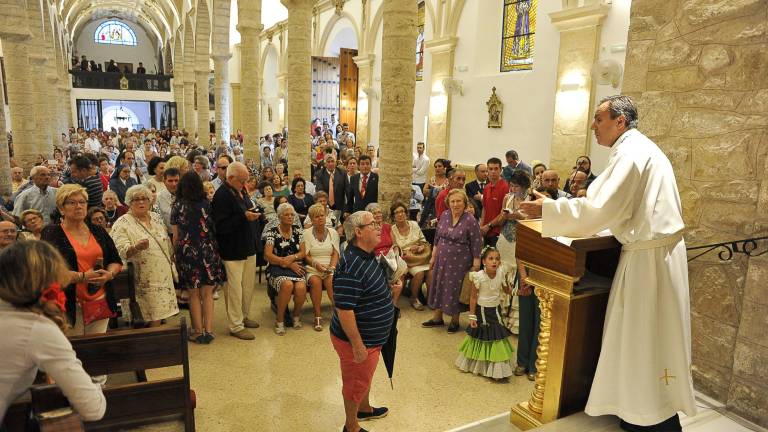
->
[0, 301, 106, 422]
[469, 265, 512, 308]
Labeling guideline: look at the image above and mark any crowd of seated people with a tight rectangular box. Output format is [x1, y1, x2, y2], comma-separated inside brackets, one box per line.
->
[0, 118, 600, 422]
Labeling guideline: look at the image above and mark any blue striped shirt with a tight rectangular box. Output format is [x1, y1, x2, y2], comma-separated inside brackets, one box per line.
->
[330, 244, 395, 348]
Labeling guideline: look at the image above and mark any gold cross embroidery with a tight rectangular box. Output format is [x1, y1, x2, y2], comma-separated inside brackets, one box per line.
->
[660, 369, 676, 385]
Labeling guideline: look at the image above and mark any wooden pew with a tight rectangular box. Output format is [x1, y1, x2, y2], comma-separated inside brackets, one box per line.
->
[29, 319, 195, 432]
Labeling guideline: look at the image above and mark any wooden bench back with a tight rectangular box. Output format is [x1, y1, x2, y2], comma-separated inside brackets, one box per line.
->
[68, 322, 188, 376]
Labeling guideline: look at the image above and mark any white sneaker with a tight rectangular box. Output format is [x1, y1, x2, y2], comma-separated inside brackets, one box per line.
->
[274, 322, 286, 335]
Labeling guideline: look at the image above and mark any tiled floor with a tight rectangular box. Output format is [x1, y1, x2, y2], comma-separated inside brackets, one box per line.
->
[135, 281, 535, 432]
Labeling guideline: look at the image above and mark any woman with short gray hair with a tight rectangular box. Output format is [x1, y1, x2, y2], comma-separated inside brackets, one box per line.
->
[111, 185, 179, 327]
[264, 202, 307, 335]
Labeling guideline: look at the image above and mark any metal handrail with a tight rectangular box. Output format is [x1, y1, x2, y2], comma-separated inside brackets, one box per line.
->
[69, 70, 173, 92]
[686, 236, 768, 262]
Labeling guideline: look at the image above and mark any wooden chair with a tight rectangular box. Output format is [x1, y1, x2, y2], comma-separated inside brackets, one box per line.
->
[30, 319, 195, 432]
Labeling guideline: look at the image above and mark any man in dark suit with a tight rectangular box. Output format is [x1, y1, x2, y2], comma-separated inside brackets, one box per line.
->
[465, 163, 489, 215]
[346, 155, 379, 215]
[314, 154, 349, 219]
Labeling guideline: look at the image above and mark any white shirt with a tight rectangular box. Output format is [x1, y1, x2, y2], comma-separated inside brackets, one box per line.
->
[0, 301, 106, 422]
[157, 189, 175, 232]
[84, 137, 101, 153]
[412, 152, 430, 184]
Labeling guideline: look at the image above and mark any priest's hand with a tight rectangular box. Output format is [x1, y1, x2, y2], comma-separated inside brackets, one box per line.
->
[519, 190, 547, 219]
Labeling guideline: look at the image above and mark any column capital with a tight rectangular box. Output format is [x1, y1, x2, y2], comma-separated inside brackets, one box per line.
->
[211, 53, 233, 62]
[425, 37, 458, 54]
[0, 29, 30, 43]
[549, 3, 610, 32]
[237, 22, 264, 33]
[353, 54, 375, 68]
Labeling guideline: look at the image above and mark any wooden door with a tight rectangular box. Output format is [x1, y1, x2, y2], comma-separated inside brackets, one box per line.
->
[338, 48, 359, 133]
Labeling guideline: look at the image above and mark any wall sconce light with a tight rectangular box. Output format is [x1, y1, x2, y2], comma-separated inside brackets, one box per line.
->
[441, 77, 464, 96]
[559, 71, 586, 92]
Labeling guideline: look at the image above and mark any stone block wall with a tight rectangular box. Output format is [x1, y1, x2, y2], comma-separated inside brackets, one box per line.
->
[622, 0, 768, 427]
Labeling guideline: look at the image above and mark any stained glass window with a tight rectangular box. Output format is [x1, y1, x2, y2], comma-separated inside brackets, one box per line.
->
[501, 0, 536, 72]
[415, 1, 425, 81]
[94, 20, 138, 46]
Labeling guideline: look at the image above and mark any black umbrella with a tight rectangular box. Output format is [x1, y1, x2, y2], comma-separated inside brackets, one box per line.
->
[381, 306, 400, 389]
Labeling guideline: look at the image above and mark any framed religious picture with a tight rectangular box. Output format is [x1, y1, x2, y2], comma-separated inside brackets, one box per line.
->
[486, 87, 503, 128]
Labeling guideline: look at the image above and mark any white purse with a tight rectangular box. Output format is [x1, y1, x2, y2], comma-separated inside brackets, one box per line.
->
[379, 245, 408, 283]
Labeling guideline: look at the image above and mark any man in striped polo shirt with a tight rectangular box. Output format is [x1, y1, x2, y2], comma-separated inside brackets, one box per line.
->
[331, 210, 398, 432]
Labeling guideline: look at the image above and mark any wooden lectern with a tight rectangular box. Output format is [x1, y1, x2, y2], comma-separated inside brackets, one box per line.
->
[510, 219, 622, 430]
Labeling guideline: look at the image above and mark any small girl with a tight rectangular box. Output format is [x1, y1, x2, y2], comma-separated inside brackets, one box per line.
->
[455, 247, 516, 380]
[203, 181, 215, 202]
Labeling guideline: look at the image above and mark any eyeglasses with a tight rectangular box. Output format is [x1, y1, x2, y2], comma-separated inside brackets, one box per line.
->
[131, 197, 150, 203]
[218, 165, 229, 170]
[0, 228, 17, 234]
[64, 200, 88, 207]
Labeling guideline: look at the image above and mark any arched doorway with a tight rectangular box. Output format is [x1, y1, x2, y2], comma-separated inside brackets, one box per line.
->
[314, 17, 359, 136]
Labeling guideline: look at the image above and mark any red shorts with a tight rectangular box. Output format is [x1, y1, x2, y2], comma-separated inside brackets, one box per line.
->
[331, 334, 382, 404]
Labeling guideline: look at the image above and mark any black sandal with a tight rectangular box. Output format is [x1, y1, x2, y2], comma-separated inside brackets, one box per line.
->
[421, 319, 445, 328]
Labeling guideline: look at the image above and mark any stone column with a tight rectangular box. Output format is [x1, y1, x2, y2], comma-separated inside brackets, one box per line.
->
[183, 17, 196, 133]
[0, 72, 11, 195]
[173, 34, 185, 128]
[424, 37, 458, 162]
[213, 55, 232, 144]
[378, 0, 417, 212]
[281, 0, 312, 179]
[547, 3, 609, 177]
[0, 1, 37, 168]
[26, 0, 52, 153]
[353, 54, 374, 149]
[237, 0, 263, 163]
[195, 0, 212, 139]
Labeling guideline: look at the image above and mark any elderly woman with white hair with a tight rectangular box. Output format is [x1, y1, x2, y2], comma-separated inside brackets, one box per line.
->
[110, 185, 179, 327]
[264, 202, 307, 335]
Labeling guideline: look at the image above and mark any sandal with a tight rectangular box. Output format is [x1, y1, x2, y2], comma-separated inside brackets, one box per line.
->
[411, 300, 424, 311]
[293, 316, 303, 329]
[188, 330, 204, 343]
[314, 317, 323, 332]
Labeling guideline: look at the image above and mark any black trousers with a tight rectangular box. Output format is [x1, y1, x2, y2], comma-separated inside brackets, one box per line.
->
[516, 292, 540, 373]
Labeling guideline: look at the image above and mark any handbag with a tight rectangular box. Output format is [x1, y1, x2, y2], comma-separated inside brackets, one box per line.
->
[379, 246, 408, 283]
[402, 241, 432, 267]
[131, 215, 179, 283]
[81, 296, 115, 325]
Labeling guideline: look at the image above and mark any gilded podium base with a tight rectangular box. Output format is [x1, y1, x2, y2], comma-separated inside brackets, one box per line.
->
[510, 402, 543, 430]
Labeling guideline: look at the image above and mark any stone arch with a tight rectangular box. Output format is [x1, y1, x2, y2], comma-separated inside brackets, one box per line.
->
[446, 0, 467, 38]
[366, 0, 435, 55]
[260, 42, 280, 76]
[317, 12, 361, 57]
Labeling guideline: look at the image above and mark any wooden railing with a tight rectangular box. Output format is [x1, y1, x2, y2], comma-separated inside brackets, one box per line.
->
[69, 70, 173, 92]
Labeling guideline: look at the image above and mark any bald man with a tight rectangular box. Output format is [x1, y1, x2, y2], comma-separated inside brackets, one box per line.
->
[540, 170, 571, 199]
[568, 171, 589, 196]
[0, 221, 18, 249]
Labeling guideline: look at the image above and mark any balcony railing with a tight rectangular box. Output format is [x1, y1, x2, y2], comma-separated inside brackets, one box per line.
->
[69, 70, 173, 92]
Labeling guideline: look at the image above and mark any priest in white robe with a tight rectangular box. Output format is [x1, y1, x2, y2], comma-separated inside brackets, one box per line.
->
[521, 95, 696, 431]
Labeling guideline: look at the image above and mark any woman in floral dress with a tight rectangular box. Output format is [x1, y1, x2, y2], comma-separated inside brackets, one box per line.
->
[171, 172, 226, 344]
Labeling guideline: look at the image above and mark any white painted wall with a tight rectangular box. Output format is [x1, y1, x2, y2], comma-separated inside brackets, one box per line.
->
[74, 20, 160, 71]
[447, 0, 560, 169]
